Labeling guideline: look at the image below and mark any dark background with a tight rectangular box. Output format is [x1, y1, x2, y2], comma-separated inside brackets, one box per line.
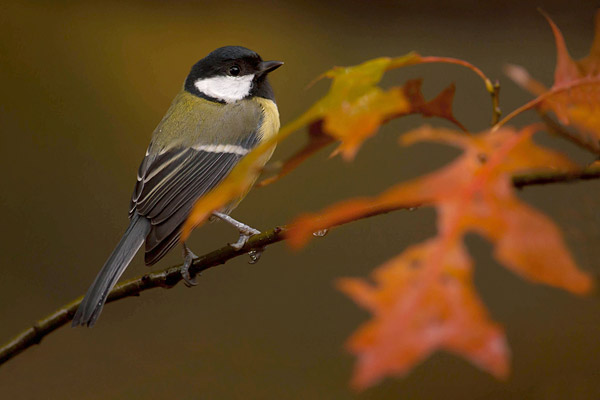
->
[1, 0, 599, 398]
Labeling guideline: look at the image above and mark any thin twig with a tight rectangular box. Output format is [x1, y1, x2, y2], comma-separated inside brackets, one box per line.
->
[512, 164, 600, 188]
[489, 79, 502, 126]
[1, 166, 599, 367]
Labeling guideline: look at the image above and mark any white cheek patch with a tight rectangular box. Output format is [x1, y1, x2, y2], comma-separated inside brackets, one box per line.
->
[194, 75, 254, 103]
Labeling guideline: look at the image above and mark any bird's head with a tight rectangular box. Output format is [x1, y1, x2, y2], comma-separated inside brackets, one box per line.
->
[185, 46, 283, 103]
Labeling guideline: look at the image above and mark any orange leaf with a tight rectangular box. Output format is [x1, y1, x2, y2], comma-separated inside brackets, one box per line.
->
[484, 189, 591, 293]
[540, 80, 600, 146]
[183, 54, 491, 239]
[257, 121, 334, 187]
[325, 85, 411, 159]
[579, 10, 600, 77]
[403, 80, 466, 130]
[288, 125, 593, 387]
[338, 240, 509, 389]
[503, 11, 600, 150]
[542, 10, 582, 86]
[306, 60, 467, 160]
[260, 78, 467, 187]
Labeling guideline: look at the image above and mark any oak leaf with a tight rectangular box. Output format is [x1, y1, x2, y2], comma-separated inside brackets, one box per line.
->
[183, 54, 491, 239]
[259, 78, 465, 187]
[287, 125, 593, 387]
[504, 11, 600, 151]
[338, 240, 509, 389]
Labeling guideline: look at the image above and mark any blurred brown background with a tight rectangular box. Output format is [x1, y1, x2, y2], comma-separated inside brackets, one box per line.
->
[1, 0, 600, 398]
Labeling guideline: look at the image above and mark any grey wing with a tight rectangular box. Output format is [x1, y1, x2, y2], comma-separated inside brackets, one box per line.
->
[131, 131, 260, 266]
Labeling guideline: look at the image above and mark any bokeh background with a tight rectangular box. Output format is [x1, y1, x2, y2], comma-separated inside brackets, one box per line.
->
[1, 0, 600, 398]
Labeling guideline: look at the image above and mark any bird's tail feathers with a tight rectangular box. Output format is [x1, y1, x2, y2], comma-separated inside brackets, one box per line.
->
[72, 213, 151, 327]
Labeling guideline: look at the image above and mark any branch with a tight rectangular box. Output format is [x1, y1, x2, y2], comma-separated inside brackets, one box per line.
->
[513, 164, 600, 188]
[0, 227, 286, 366]
[1, 165, 599, 367]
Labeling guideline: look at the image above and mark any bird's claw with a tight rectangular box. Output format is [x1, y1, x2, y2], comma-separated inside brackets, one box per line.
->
[182, 269, 198, 287]
[211, 211, 263, 262]
[230, 234, 250, 250]
[182, 245, 199, 287]
[229, 226, 260, 251]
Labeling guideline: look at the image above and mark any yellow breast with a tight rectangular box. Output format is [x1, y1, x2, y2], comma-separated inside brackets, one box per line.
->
[253, 96, 280, 163]
[255, 97, 280, 140]
[224, 97, 280, 212]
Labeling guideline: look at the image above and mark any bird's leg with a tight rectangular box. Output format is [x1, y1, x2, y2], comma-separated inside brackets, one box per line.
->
[212, 212, 260, 251]
[181, 243, 199, 287]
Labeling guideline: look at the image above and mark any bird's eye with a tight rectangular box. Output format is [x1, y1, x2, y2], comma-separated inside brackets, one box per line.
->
[229, 65, 241, 76]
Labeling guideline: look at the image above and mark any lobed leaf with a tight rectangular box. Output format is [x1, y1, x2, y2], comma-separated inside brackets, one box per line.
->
[287, 125, 593, 387]
[260, 79, 466, 187]
[338, 240, 509, 389]
[503, 10, 600, 151]
[183, 54, 491, 239]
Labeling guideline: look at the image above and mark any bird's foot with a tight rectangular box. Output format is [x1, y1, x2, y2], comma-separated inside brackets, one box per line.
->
[212, 212, 261, 251]
[212, 212, 263, 263]
[181, 244, 199, 287]
[229, 228, 261, 251]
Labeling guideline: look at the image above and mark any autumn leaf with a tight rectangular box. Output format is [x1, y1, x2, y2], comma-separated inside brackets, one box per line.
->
[317, 74, 465, 160]
[503, 10, 600, 151]
[257, 121, 334, 188]
[259, 79, 465, 187]
[338, 240, 509, 389]
[183, 54, 493, 239]
[287, 125, 593, 388]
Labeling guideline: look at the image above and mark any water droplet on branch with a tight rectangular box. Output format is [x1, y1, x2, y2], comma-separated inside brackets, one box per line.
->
[312, 229, 329, 237]
[248, 249, 263, 264]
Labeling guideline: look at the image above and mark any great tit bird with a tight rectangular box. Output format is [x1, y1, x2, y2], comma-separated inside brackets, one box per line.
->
[72, 46, 283, 327]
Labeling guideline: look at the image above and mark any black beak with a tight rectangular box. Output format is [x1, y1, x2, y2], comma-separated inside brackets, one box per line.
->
[258, 60, 284, 74]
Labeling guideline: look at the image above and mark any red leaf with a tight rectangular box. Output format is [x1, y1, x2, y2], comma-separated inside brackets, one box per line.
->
[288, 125, 593, 387]
[504, 11, 600, 151]
[183, 54, 492, 238]
[338, 240, 509, 389]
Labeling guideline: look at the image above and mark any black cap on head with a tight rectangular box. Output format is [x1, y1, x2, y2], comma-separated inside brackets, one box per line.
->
[184, 46, 283, 103]
[190, 46, 262, 79]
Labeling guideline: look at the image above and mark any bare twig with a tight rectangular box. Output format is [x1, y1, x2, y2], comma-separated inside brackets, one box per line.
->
[489, 79, 502, 126]
[0, 227, 287, 366]
[1, 166, 599, 367]
[512, 164, 600, 188]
